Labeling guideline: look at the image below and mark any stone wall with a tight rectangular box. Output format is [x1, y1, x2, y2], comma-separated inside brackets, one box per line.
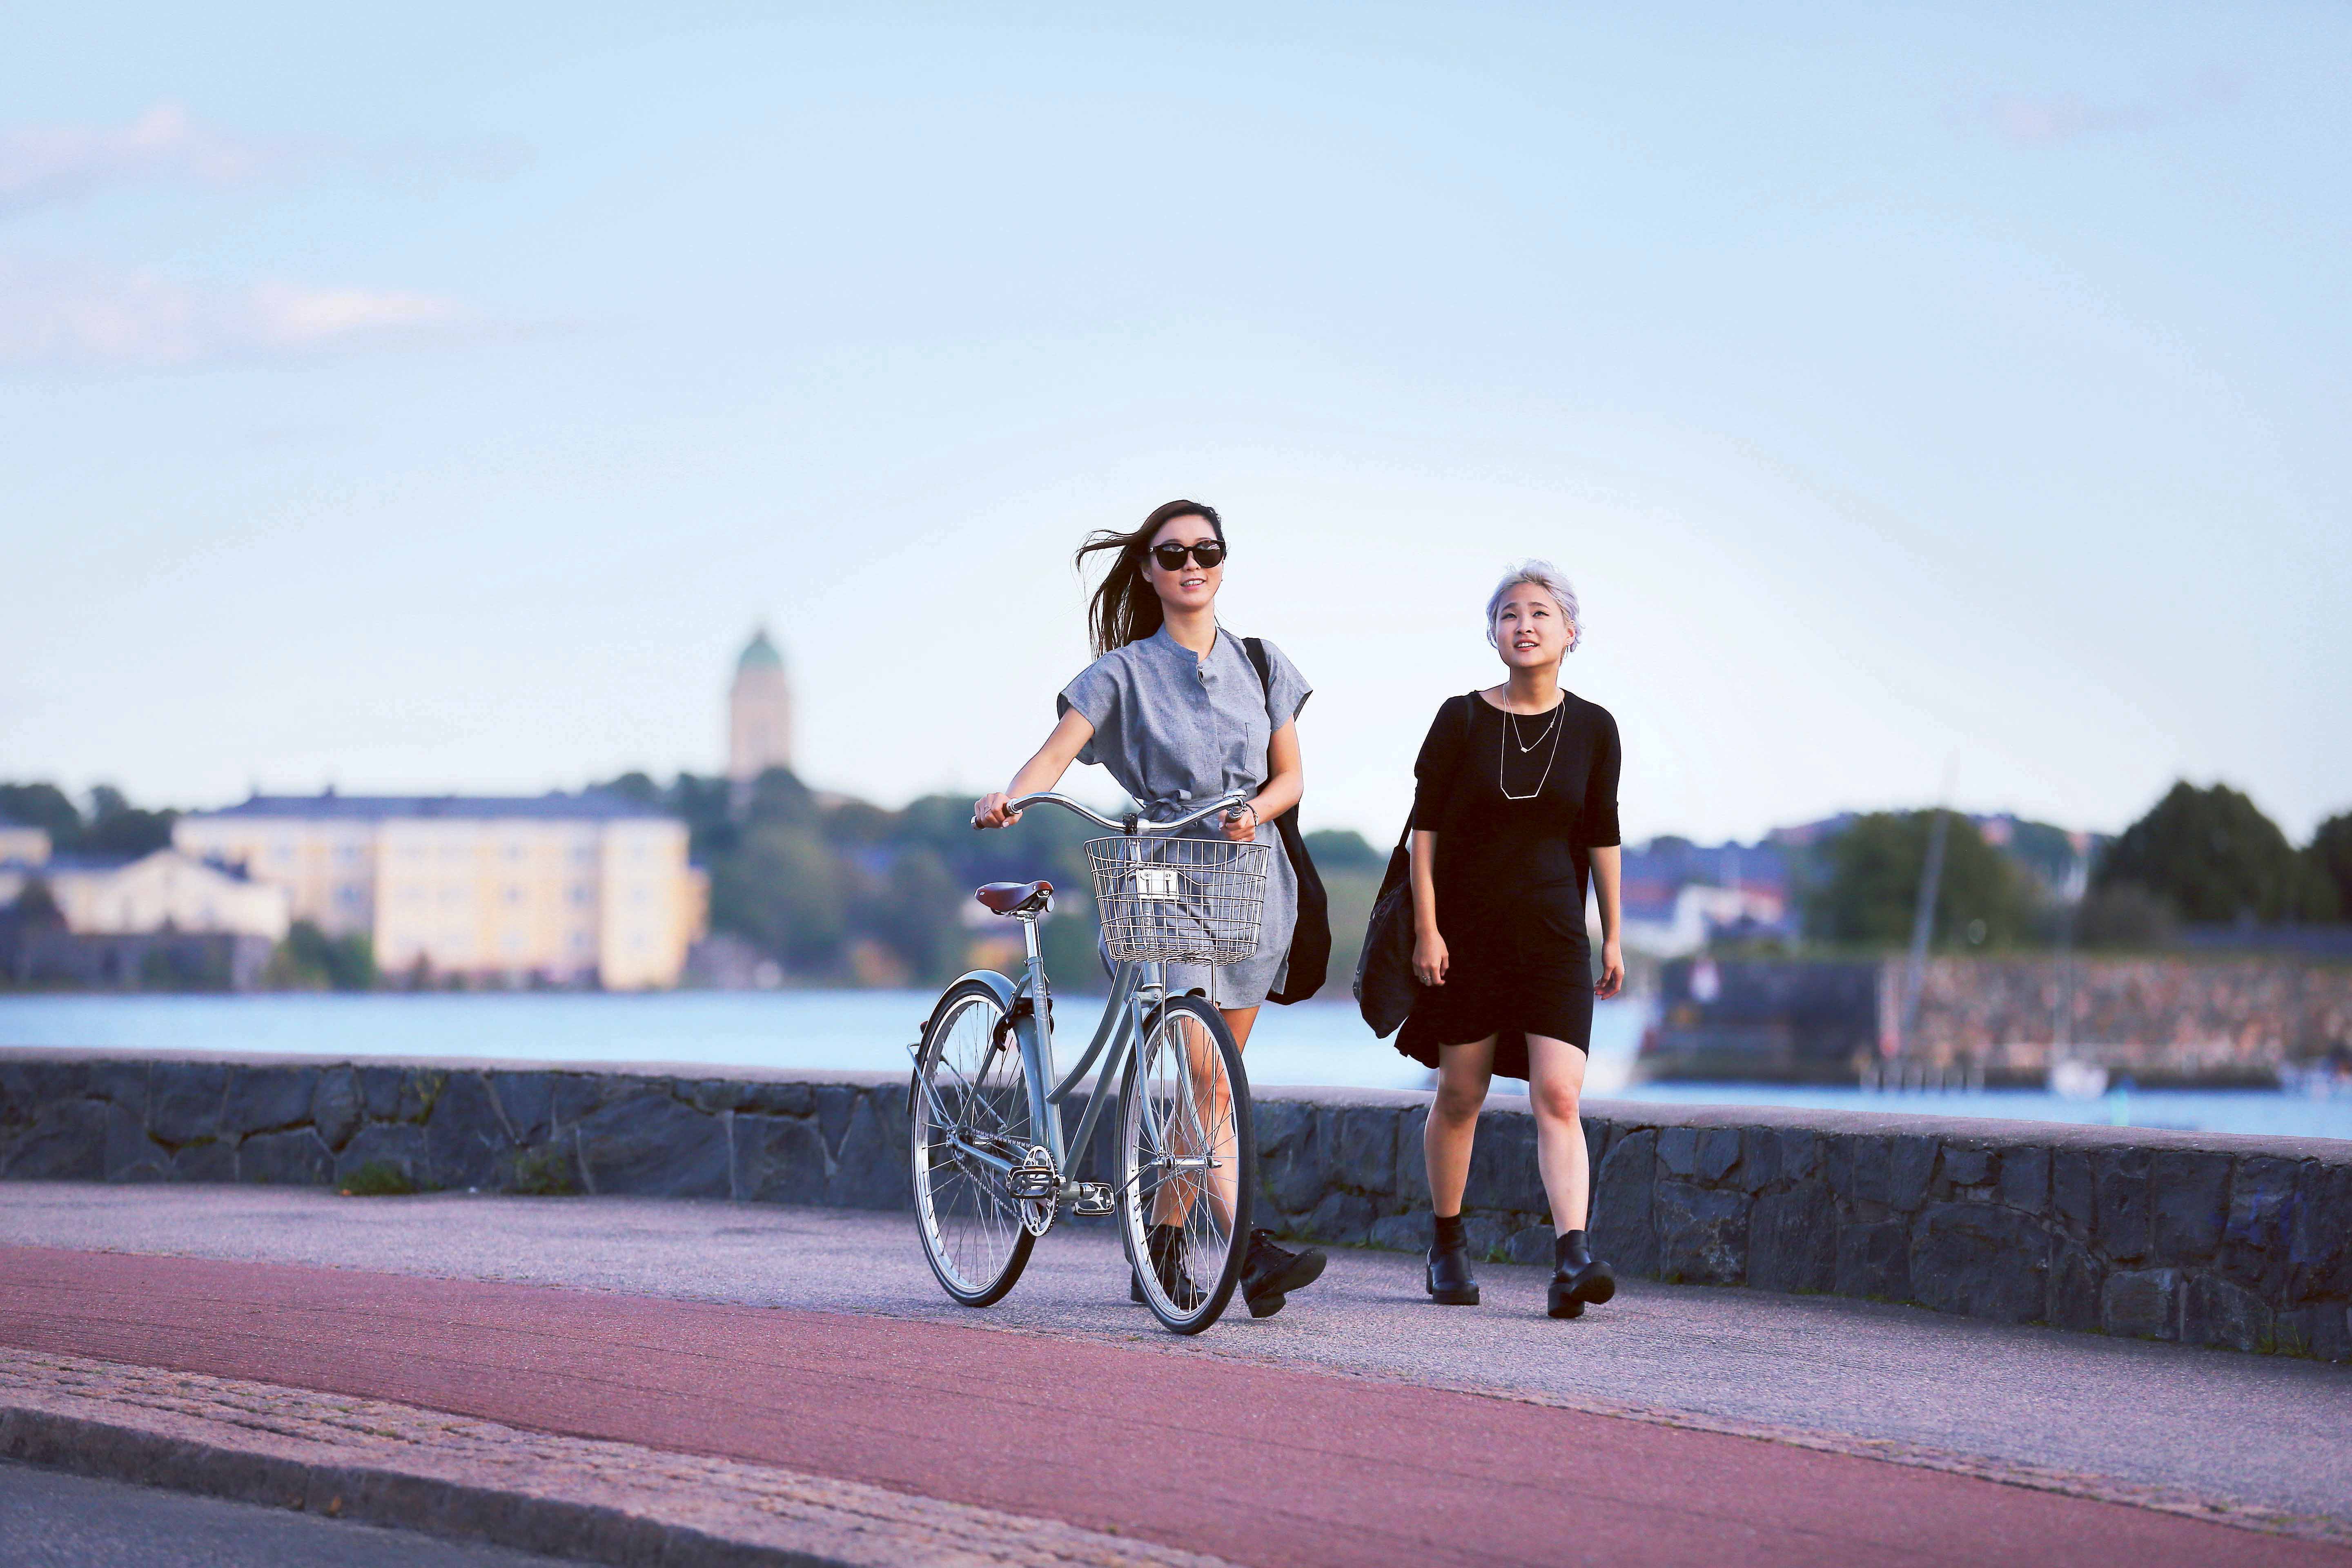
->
[2, 1049, 2345, 1363]
[1646, 955, 2352, 1087]
[0, 1052, 912, 1210]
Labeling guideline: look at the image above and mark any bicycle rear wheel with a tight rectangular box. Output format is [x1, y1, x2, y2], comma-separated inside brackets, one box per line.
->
[1118, 994, 1254, 1333]
[911, 978, 1041, 1306]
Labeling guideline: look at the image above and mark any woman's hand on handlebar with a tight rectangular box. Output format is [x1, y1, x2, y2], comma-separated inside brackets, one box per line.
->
[1221, 801, 1259, 843]
[973, 791, 1022, 830]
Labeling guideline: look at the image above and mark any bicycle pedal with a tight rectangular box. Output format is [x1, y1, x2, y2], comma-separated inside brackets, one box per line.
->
[1008, 1160, 1059, 1201]
[1068, 1183, 1114, 1217]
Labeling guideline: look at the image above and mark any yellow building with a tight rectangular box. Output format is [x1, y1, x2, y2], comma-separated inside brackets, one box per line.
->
[0, 817, 51, 868]
[0, 848, 290, 941]
[174, 792, 704, 989]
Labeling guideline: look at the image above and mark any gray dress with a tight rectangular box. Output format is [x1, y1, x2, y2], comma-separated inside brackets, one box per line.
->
[1058, 626, 1312, 1008]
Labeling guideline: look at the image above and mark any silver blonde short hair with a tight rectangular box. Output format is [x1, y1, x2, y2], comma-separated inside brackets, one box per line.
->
[1486, 560, 1582, 652]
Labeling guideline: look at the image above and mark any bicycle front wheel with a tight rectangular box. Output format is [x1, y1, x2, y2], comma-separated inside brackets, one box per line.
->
[1118, 993, 1254, 1333]
[911, 978, 1041, 1306]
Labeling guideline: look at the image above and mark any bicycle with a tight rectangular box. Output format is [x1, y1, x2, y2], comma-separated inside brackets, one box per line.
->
[909, 789, 1268, 1333]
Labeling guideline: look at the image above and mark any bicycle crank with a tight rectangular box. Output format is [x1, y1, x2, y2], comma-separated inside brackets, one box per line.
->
[1007, 1150, 1059, 1201]
[1009, 1145, 1061, 1237]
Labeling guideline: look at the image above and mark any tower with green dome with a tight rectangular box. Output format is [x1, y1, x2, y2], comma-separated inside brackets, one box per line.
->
[728, 625, 793, 787]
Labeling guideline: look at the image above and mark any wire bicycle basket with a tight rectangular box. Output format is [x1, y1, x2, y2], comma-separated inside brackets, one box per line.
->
[1086, 836, 1271, 965]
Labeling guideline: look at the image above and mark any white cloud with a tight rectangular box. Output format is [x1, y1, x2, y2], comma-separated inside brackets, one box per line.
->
[247, 283, 457, 346]
[0, 259, 468, 369]
[1966, 70, 2241, 149]
[0, 102, 267, 213]
[0, 100, 529, 216]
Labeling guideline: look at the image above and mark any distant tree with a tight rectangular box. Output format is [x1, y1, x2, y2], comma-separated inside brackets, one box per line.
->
[709, 825, 845, 971]
[668, 772, 737, 860]
[1038, 905, 1107, 994]
[2094, 782, 2330, 924]
[1998, 820, 2085, 892]
[743, 767, 818, 830]
[1802, 811, 2037, 949]
[9, 876, 65, 929]
[265, 920, 377, 991]
[2311, 813, 2352, 926]
[604, 771, 662, 806]
[0, 783, 85, 848]
[825, 799, 897, 846]
[83, 785, 177, 858]
[876, 846, 961, 983]
[1303, 828, 1383, 873]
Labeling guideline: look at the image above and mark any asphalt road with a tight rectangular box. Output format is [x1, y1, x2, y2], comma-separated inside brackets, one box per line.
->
[0, 1457, 584, 1568]
[4, 1183, 2343, 1527]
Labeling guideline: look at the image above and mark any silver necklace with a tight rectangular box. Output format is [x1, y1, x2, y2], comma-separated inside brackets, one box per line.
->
[1509, 703, 1561, 752]
[1499, 701, 1566, 802]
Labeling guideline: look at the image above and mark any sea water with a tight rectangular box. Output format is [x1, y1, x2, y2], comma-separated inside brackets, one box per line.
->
[2, 991, 2347, 1142]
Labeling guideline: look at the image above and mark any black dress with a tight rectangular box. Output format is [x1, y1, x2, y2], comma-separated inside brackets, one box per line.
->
[1395, 690, 1621, 1080]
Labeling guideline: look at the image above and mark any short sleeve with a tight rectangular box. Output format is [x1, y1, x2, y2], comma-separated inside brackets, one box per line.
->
[1254, 637, 1312, 727]
[1581, 706, 1622, 848]
[1408, 698, 1468, 831]
[1056, 654, 1122, 769]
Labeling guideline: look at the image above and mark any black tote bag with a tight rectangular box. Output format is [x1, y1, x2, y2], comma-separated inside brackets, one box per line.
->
[1242, 637, 1329, 1004]
[1354, 694, 1472, 1037]
[1354, 821, 1419, 1037]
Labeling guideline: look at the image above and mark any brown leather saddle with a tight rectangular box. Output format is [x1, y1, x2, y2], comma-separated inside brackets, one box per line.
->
[973, 880, 1052, 915]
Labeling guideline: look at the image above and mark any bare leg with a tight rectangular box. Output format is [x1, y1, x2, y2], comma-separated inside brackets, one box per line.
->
[1222, 1006, 1258, 1050]
[1423, 1036, 1495, 1216]
[1526, 1034, 1590, 1232]
[1151, 1009, 1240, 1229]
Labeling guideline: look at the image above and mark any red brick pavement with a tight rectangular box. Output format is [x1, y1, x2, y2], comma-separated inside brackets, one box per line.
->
[1, 1246, 2337, 1568]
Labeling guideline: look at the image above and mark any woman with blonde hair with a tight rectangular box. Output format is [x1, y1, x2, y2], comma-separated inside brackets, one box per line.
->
[1396, 561, 1624, 1318]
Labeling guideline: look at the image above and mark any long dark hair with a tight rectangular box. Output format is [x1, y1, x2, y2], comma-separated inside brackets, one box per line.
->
[1075, 499, 1225, 656]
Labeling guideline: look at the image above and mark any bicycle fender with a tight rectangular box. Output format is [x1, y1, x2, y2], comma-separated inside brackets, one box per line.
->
[934, 969, 1019, 1025]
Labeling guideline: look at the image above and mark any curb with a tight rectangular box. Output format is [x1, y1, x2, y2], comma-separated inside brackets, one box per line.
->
[1, 1405, 839, 1568]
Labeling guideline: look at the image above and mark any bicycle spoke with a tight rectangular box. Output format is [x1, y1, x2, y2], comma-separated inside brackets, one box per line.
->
[1120, 997, 1252, 1331]
[913, 989, 1039, 1303]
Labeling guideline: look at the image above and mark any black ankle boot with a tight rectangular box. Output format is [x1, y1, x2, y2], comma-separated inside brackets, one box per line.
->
[1241, 1229, 1326, 1319]
[1130, 1222, 1202, 1310]
[1426, 1213, 1480, 1306]
[1547, 1229, 1615, 1319]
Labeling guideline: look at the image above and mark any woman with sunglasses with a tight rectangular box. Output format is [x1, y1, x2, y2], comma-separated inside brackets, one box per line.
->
[974, 499, 1328, 1319]
[1401, 561, 1624, 1319]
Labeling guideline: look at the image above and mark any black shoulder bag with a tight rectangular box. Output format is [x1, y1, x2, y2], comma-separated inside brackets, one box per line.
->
[1241, 637, 1329, 1004]
[1354, 694, 1470, 1037]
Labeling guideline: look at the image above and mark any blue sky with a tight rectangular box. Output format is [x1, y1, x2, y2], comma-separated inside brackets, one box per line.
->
[3, 2, 2345, 844]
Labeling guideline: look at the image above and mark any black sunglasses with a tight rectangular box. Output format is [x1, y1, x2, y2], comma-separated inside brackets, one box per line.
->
[1149, 540, 1226, 570]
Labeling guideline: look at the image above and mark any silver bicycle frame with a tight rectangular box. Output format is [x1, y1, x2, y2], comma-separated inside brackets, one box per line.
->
[980, 788, 1247, 1198]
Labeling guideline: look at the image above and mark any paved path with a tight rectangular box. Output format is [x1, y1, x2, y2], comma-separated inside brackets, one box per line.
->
[2, 1346, 1227, 1567]
[5, 1243, 2340, 1568]
[0, 1457, 582, 1568]
[5, 1185, 2344, 1528]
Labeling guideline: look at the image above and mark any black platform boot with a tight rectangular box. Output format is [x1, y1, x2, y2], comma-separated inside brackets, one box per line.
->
[1426, 1212, 1480, 1306]
[1547, 1229, 1615, 1319]
[1130, 1222, 1202, 1310]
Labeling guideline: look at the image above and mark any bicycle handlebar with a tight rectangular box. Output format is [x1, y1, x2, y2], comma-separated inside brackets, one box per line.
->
[972, 789, 1251, 835]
